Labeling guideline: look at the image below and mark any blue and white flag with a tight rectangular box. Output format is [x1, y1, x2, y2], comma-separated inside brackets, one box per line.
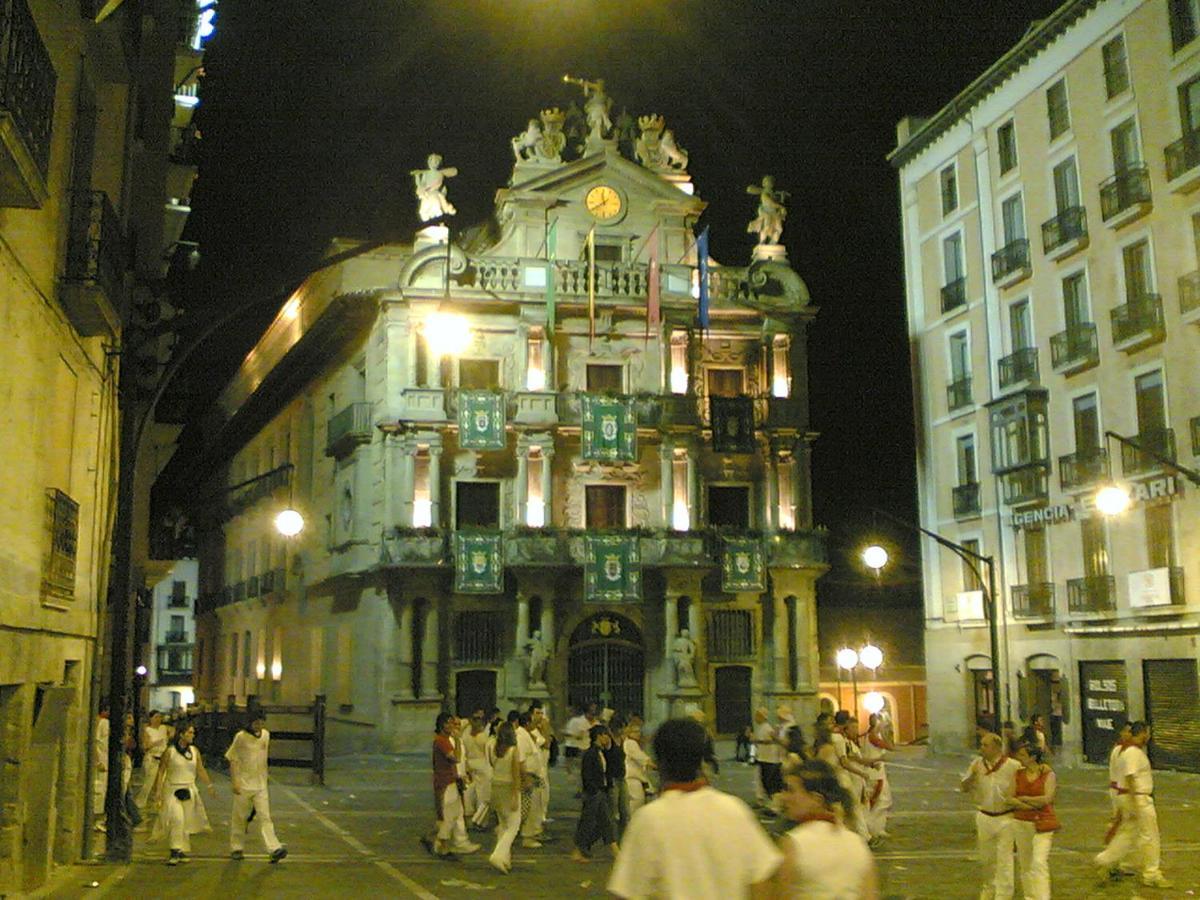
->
[697, 226, 710, 330]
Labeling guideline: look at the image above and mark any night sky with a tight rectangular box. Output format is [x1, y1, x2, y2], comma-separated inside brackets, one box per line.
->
[174, 1, 1064, 663]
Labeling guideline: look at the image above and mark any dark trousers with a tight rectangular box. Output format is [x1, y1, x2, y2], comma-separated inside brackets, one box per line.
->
[574, 788, 613, 854]
[758, 762, 784, 796]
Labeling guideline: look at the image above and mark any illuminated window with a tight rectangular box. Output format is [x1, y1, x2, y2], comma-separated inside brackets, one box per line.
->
[672, 450, 690, 531]
[670, 332, 688, 394]
[777, 456, 796, 530]
[772, 335, 791, 398]
[527, 331, 546, 391]
[413, 449, 432, 527]
[271, 626, 283, 680]
[527, 449, 545, 527]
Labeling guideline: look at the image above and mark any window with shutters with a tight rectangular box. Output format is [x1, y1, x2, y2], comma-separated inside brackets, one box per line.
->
[1024, 527, 1049, 585]
[1122, 239, 1154, 300]
[1080, 516, 1109, 577]
[1102, 35, 1130, 99]
[956, 434, 977, 485]
[1072, 393, 1101, 454]
[940, 164, 958, 216]
[961, 538, 983, 592]
[1169, 0, 1200, 51]
[997, 121, 1018, 174]
[708, 610, 755, 660]
[1047, 80, 1071, 139]
[454, 611, 503, 663]
[1111, 118, 1141, 170]
[1052, 157, 1080, 213]
[1145, 503, 1177, 569]
[1063, 272, 1090, 328]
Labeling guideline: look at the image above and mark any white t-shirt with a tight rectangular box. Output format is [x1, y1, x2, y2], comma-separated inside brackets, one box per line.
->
[516, 726, 543, 777]
[143, 723, 170, 758]
[565, 715, 591, 750]
[1116, 744, 1153, 795]
[624, 737, 651, 782]
[754, 722, 781, 764]
[608, 786, 782, 899]
[784, 820, 874, 899]
[964, 756, 1020, 813]
[225, 729, 270, 792]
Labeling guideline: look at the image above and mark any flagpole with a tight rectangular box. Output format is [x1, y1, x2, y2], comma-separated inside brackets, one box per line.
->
[587, 226, 595, 348]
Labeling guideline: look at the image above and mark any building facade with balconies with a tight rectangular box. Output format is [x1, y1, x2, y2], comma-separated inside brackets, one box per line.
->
[892, 0, 1200, 769]
[144, 560, 198, 713]
[169, 94, 827, 751]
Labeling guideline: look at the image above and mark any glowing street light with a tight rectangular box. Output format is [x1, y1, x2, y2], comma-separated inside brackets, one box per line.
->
[274, 508, 304, 537]
[861, 544, 889, 572]
[1095, 484, 1132, 517]
[424, 311, 471, 358]
[836, 647, 859, 670]
[859, 643, 883, 671]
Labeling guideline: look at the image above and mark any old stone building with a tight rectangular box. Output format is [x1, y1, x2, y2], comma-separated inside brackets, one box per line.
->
[171, 88, 827, 751]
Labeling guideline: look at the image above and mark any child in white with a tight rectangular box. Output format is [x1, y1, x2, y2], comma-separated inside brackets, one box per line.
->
[225, 714, 287, 862]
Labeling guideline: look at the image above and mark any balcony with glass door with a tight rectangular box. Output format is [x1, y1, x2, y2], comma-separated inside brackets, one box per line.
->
[951, 482, 981, 520]
[1110, 294, 1164, 352]
[0, 0, 55, 208]
[991, 238, 1031, 288]
[1164, 129, 1200, 192]
[1067, 575, 1117, 614]
[59, 190, 127, 337]
[1041, 206, 1088, 260]
[1099, 165, 1152, 228]
[940, 278, 967, 315]
[988, 389, 1050, 506]
[1012, 583, 1056, 620]
[1049, 323, 1098, 375]
[946, 376, 973, 413]
[1059, 447, 1109, 492]
[1119, 428, 1176, 477]
[1181, 270, 1200, 325]
[997, 347, 1039, 390]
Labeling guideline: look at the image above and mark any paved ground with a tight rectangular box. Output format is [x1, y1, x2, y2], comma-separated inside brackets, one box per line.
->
[35, 744, 1200, 899]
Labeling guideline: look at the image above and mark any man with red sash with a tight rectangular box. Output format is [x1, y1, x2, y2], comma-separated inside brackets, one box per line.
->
[424, 713, 479, 859]
[1095, 721, 1170, 889]
[961, 732, 1021, 899]
[1103, 722, 1134, 850]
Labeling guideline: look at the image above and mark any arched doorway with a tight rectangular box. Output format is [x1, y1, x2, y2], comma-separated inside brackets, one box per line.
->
[568, 613, 644, 717]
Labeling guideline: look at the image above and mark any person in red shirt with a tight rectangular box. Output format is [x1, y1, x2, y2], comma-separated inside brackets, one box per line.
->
[422, 713, 479, 859]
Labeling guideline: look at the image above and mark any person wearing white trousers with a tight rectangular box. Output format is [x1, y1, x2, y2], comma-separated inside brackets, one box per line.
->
[1011, 740, 1058, 900]
[623, 723, 654, 816]
[136, 712, 171, 809]
[517, 713, 546, 846]
[960, 733, 1021, 900]
[150, 725, 214, 865]
[1095, 722, 1171, 890]
[488, 723, 524, 874]
[225, 714, 287, 863]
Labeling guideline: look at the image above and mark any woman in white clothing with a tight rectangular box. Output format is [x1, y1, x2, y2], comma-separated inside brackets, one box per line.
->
[859, 713, 894, 842]
[775, 759, 879, 899]
[488, 722, 524, 874]
[150, 724, 214, 865]
[136, 711, 171, 808]
[623, 721, 654, 815]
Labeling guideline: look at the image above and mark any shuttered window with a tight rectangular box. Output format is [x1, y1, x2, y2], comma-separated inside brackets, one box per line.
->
[708, 610, 755, 659]
[454, 611, 503, 663]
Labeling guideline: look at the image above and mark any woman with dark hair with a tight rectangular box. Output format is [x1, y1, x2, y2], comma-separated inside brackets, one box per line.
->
[424, 713, 478, 859]
[488, 722, 523, 874]
[861, 713, 895, 843]
[775, 759, 879, 899]
[1012, 739, 1058, 900]
[149, 723, 213, 865]
[784, 725, 808, 767]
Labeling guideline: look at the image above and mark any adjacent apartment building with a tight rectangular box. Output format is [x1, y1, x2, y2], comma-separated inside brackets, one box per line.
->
[159, 92, 827, 751]
[892, 0, 1200, 768]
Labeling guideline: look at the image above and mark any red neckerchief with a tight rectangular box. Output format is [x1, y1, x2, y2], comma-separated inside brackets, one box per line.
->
[795, 811, 838, 825]
[1117, 741, 1133, 754]
[868, 734, 886, 749]
[663, 778, 708, 793]
[983, 755, 1010, 776]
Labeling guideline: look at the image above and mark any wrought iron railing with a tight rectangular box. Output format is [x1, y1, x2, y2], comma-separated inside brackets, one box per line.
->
[1050, 323, 1098, 370]
[1041, 206, 1087, 254]
[1067, 575, 1116, 613]
[946, 376, 972, 412]
[1180, 270, 1200, 316]
[64, 190, 125, 291]
[0, 0, 56, 178]
[1059, 448, 1109, 491]
[940, 277, 967, 314]
[1165, 129, 1200, 181]
[952, 482, 980, 520]
[707, 609, 756, 660]
[1120, 428, 1176, 477]
[1099, 165, 1151, 221]
[1000, 465, 1048, 506]
[1110, 294, 1164, 346]
[1012, 583, 1056, 619]
[454, 611, 503, 663]
[990, 238, 1030, 281]
[998, 347, 1038, 389]
[41, 488, 78, 599]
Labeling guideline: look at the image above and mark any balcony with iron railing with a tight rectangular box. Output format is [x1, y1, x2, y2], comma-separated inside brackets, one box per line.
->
[0, 0, 56, 208]
[952, 482, 981, 520]
[1110, 294, 1164, 352]
[991, 238, 1031, 287]
[1059, 448, 1109, 492]
[999, 465, 1049, 506]
[998, 347, 1039, 390]
[326, 401, 374, 458]
[1012, 583, 1056, 619]
[1181, 270, 1200, 323]
[163, 630, 189, 644]
[1049, 323, 1099, 375]
[940, 277, 967, 314]
[1067, 575, 1117, 614]
[167, 595, 190, 608]
[946, 376, 973, 413]
[1099, 165, 1152, 227]
[60, 190, 127, 336]
[1120, 427, 1176, 477]
[1164, 129, 1200, 191]
[1041, 206, 1088, 259]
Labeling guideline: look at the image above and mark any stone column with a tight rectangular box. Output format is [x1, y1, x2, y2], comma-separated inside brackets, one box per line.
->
[540, 445, 554, 525]
[396, 600, 414, 699]
[421, 601, 439, 699]
[428, 442, 442, 527]
[664, 595, 678, 662]
[660, 437, 674, 528]
[772, 591, 790, 692]
[399, 440, 417, 527]
[407, 324, 420, 386]
[685, 442, 699, 524]
[765, 449, 779, 533]
[516, 449, 529, 526]
[792, 592, 812, 691]
[685, 328, 699, 396]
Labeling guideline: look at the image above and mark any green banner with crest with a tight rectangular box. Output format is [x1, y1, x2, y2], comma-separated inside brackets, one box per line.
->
[710, 396, 756, 453]
[584, 534, 641, 603]
[721, 536, 765, 592]
[453, 532, 504, 594]
[581, 393, 637, 461]
[458, 391, 506, 450]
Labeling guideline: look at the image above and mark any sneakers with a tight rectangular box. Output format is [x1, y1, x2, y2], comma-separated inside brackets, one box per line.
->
[521, 839, 543, 849]
[269, 847, 288, 864]
[167, 850, 187, 866]
[230, 850, 245, 860]
[1141, 873, 1173, 889]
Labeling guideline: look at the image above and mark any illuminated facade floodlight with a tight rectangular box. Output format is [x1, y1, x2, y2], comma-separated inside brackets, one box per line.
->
[275, 508, 304, 537]
[859, 643, 883, 670]
[836, 647, 859, 670]
[135, 665, 148, 676]
[1095, 484, 1132, 517]
[861, 544, 889, 571]
[424, 312, 471, 358]
[863, 692, 886, 715]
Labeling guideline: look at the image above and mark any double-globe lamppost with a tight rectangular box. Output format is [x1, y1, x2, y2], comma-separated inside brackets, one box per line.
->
[835, 642, 883, 720]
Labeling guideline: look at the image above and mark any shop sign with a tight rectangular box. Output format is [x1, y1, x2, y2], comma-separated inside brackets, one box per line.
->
[1010, 504, 1073, 529]
[1013, 475, 1180, 528]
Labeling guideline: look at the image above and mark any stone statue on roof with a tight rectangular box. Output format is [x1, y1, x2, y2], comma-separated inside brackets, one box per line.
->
[746, 175, 788, 245]
[635, 114, 688, 171]
[563, 74, 612, 142]
[411, 153, 458, 222]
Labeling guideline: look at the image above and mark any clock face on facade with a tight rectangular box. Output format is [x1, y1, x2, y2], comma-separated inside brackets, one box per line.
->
[585, 185, 622, 220]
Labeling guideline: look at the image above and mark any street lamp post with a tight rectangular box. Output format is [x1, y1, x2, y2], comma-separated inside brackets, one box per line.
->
[836, 647, 859, 718]
[863, 508, 1004, 730]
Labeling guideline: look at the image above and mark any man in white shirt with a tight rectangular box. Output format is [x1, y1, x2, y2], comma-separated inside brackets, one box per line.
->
[136, 710, 171, 808]
[830, 714, 873, 841]
[960, 732, 1020, 899]
[226, 713, 287, 863]
[609, 717, 781, 899]
[751, 708, 780, 807]
[1095, 721, 1170, 889]
[563, 704, 593, 779]
[516, 711, 546, 847]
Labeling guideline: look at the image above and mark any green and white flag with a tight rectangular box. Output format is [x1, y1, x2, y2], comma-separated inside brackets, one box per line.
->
[581, 393, 637, 461]
[458, 390, 506, 450]
[721, 536, 766, 592]
[454, 531, 504, 594]
[584, 534, 641, 603]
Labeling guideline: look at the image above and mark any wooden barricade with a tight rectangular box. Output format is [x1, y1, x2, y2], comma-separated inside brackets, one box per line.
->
[186, 694, 326, 785]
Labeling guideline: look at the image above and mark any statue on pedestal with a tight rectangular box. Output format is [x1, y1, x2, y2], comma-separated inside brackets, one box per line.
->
[563, 74, 612, 142]
[525, 630, 548, 689]
[411, 153, 458, 222]
[746, 175, 789, 245]
[672, 628, 697, 688]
